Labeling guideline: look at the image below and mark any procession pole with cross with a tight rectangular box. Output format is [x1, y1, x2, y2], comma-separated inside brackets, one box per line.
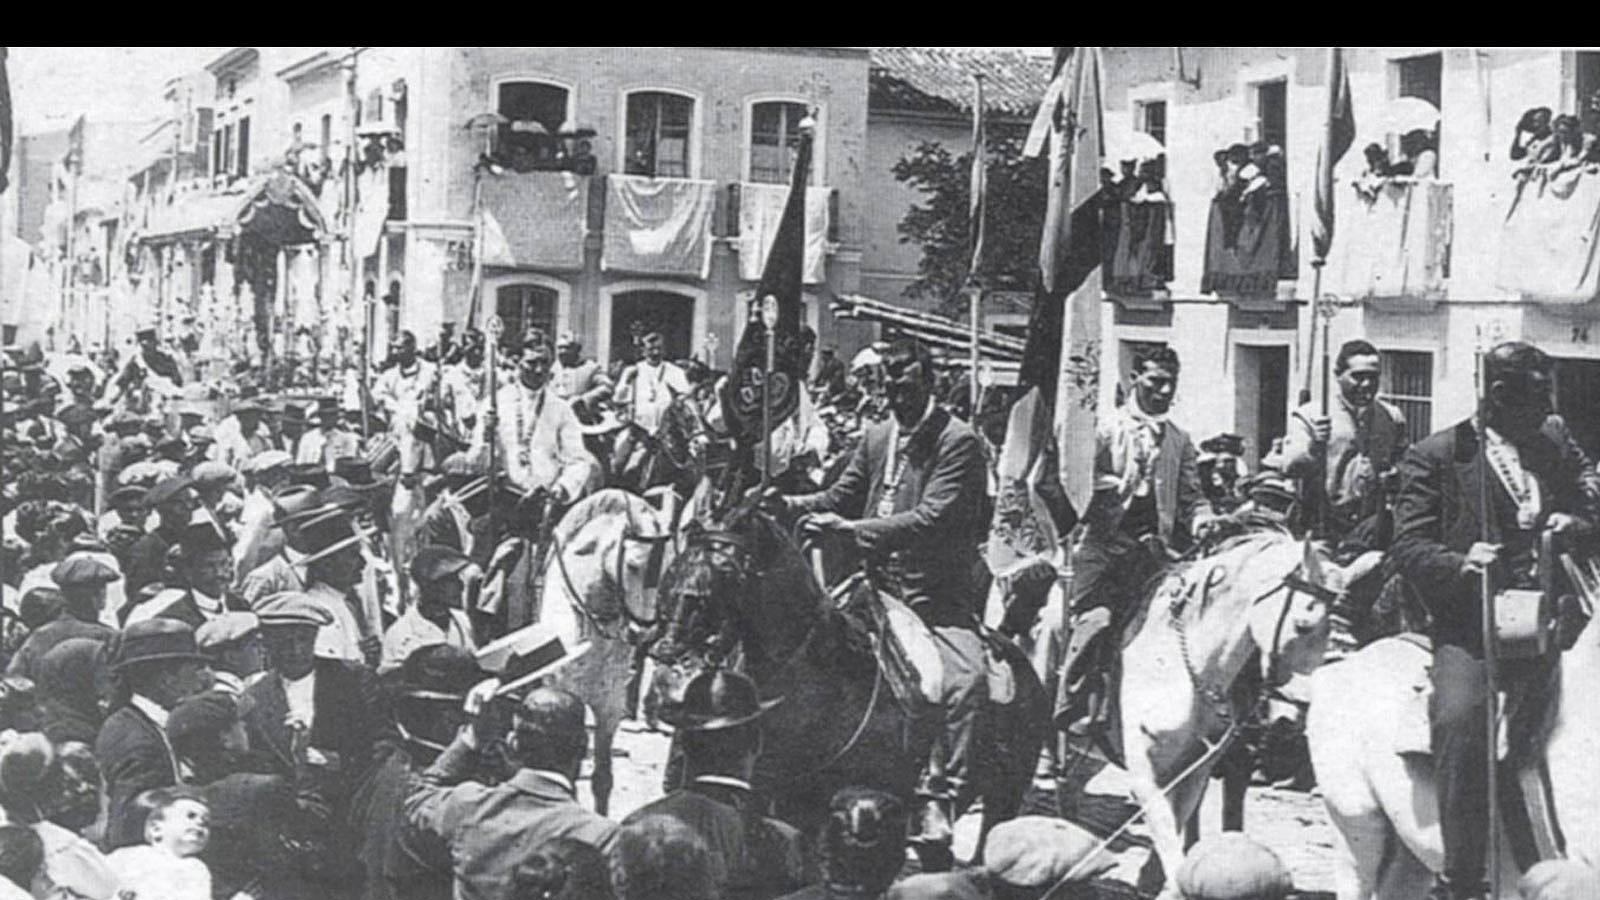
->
[486, 314, 503, 556]
[1311, 291, 1344, 540]
[760, 294, 778, 491]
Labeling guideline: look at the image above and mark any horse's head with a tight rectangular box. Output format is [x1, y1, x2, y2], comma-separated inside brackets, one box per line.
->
[647, 503, 822, 724]
[1244, 539, 1369, 683]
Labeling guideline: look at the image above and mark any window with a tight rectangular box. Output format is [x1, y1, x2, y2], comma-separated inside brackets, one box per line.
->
[749, 101, 810, 184]
[625, 92, 694, 178]
[1380, 350, 1433, 444]
[1576, 52, 1600, 136]
[236, 117, 250, 177]
[1255, 80, 1286, 148]
[292, 122, 303, 148]
[366, 89, 384, 126]
[1138, 100, 1168, 146]
[496, 81, 569, 161]
[211, 128, 224, 178]
[221, 123, 234, 177]
[1395, 54, 1443, 109]
[495, 284, 558, 351]
[320, 114, 332, 162]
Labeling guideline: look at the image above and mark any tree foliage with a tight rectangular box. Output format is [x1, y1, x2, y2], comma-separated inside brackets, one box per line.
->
[892, 126, 1047, 314]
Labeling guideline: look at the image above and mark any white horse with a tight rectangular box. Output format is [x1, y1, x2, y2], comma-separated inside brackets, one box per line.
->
[534, 488, 676, 815]
[1306, 604, 1600, 899]
[1115, 533, 1372, 899]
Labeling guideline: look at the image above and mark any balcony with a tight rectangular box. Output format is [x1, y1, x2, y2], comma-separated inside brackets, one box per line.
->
[479, 170, 593, 272]
[727, 182, 838, 284]
[1328, 178, 1452, 303]
[600, 174, 717, 279]
[1496, 166, 1600, 304]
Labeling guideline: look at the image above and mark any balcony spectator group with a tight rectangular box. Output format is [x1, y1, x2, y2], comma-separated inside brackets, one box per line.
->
[1509, 103, 1600, 178]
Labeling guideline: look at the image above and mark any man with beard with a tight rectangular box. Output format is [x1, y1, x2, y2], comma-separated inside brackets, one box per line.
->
[1391, 341, 1598, 900]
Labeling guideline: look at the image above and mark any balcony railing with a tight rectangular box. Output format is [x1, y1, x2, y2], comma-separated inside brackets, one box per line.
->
[1328, 178, 1452, 302]
[1496, 165, 1600, 304]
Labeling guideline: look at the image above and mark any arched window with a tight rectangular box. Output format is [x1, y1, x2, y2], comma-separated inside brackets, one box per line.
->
[748, 100, 810, 184]
[496, 80, 572, 169]
[623, 90, 696, 178]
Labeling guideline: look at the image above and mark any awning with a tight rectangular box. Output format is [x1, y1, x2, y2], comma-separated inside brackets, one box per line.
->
[141, 173, 330, 245]
[830, 294, 1026, 361]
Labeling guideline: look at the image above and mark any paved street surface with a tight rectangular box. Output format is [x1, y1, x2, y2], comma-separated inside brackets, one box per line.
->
[594, 724, 1340, 898]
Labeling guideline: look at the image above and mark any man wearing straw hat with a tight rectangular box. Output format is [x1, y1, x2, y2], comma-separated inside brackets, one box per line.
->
[290, 504, 382, 668]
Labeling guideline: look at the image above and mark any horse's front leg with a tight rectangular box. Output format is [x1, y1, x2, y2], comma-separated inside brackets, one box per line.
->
[591, 711, 617, 817]
[1128, 739, 1208, 900]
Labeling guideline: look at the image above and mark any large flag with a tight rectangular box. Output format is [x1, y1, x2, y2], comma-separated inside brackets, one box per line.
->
[987, 47, 1104, 576]
[968, 75, 987, 279]
[1311, 47, 1355, 262]
[720, 119, 815, 461]
[0, 48, 13, 195]
[64, 114, 86, 176]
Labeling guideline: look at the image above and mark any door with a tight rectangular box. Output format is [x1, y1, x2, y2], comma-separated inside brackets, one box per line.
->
[1235, 344, 1290, 468]
[611, 290, 694, 364]
[1554, 356, 1600, 460]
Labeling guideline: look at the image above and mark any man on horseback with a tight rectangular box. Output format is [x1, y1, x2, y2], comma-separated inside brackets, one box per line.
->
[1053, 344, 1214, 743]
[1390, 341, 1597, 900]
[550, 332, 613, 424]
[770, 338, 990, 849]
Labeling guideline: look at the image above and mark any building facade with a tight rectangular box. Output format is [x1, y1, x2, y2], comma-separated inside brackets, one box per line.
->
[1098, 47, 1600, 465]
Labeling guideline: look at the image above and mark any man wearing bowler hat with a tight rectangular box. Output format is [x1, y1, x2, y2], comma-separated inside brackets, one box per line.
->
[626, 669, 804, 900]
[241, 592, 391, 784]
[96, 618, 212, 849]
[277, 402, 310, 459]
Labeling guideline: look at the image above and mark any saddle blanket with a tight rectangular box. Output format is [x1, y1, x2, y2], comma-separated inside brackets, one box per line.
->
[832, 576, 1016, 713]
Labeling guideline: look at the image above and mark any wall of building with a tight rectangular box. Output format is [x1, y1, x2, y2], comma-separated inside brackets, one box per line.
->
[395, 47, 870, 367]
[1098, 47, 1600, 457]
[858, 111, 968, 316]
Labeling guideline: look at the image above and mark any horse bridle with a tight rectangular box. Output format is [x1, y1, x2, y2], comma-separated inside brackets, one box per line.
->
[1171, 564, 1340, 725]
[544, 506, 664, 642]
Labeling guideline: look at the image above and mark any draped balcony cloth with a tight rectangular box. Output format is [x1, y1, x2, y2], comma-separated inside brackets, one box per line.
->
[1495, 167, 1600, 303]
[1330, 179, 1453, 301]
[1104, 198, 1174, 298]
[351, 168, 390, 259]
[1200, 188, 1297, 296]
[601, 175, 716, 279]
[736, 183, 831, 284]
[480, 171, 590, 272]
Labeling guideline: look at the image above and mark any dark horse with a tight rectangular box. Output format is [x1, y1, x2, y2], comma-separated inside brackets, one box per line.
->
[647, 502, 1050, 862]
[610, 396, 704, 498]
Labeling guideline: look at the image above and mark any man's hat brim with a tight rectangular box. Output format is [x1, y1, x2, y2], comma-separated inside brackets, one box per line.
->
[677, 696, 783, 732]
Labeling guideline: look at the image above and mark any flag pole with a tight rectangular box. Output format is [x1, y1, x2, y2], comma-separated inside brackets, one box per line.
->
[968, 73, 986, 418]
[1474, 332, 1502, 900]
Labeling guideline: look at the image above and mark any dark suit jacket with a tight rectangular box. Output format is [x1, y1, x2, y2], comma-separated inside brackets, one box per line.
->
[1390, 416, 1597, 652]
[792, 406, 987, 626]
[241, 660, 393, 785]
[147, 589, 253, 630]
[626, 781, 807, 900]
[96, 703, 182, 849]
[4, 615, 114, 679]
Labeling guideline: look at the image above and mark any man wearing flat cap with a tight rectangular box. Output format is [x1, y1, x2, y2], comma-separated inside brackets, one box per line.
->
[96, 618, 212, 848]
[403, 686, 617, 900]
[380, 545, 478, 673]
[472, 333, 597, 506]
[625, 669, 803, 900]
[241, 592, 392, 786]
[129, 521, 250, 629]
[6, 553, 118, 679]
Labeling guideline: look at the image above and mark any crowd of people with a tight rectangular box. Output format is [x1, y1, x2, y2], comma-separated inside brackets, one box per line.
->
[1509, 103, 1600, 176]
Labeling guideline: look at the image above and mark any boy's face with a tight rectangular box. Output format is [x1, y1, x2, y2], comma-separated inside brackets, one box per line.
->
[151, 799, 210, 857]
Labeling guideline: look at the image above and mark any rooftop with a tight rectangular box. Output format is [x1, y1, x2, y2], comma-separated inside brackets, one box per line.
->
[869, 47, 1053, 118]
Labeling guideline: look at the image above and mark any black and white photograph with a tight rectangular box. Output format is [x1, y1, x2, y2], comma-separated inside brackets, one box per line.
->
[0, 45, 1598, 900]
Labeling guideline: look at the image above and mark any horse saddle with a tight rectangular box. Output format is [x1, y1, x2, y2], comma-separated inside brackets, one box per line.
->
[834, 574, 942, 717]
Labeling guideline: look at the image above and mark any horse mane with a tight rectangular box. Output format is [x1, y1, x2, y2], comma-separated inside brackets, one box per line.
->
[551, 488, 654, 543]
[1160, 530, 1301, 613]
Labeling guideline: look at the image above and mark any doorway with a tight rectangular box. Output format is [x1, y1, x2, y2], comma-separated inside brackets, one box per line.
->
[1234, 344, 1290, 468]
[1554, 356, 1600, 459]
[610, 290, 695, 365]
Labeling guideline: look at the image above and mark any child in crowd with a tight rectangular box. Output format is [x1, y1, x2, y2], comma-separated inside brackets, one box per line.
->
[105, 787, 232, 900]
